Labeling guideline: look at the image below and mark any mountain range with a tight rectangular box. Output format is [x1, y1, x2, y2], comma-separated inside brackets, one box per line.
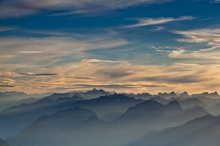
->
[7, 100, 208, 146]
[0, 89, 220, 146]
[131, 114, 220, 146]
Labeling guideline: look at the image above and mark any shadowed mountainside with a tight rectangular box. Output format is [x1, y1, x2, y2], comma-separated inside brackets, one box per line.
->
[131, 114, 220, 146]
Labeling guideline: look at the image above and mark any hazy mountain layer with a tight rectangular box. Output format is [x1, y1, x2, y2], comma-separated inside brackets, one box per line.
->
[131, 114, 220, 146]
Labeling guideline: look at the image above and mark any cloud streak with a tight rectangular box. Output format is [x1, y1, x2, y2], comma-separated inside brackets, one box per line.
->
[174, 28, 220, 46]
[0, 0, 172, 18]
[0, 27, 17, 32]
[20, 73, 57, 77]
[126, 16, 195, 28]
[82, 59, 128, 63]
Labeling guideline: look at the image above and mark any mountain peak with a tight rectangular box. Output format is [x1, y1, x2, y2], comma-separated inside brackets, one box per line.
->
[170, 91, 176, 95]
[167, 100, 182, 110]
[180, 91, 189, 96]
[210, 91, 219, 95]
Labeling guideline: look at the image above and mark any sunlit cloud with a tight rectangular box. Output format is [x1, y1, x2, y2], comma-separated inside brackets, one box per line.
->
[174, 28, 220, 46]
[168, 47, 220, 61]
[0, 33, 129, 68]
[18, 51, 43, 54]
[82, 59, 128, 63]
[1, 59, 220, 94]
[0, 0, 172, 18]
[19, 72, 57, 77]
[126, 16, 195, 28]
[170, 28, 220, 62]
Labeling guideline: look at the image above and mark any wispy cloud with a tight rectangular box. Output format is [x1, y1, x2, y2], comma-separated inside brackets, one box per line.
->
[68, 77, 94, 80]
[0, 84, 16, 88]
[213, 0, 220, 3]
[174, 28, 220, 46]
[126, 16, 195, 28]
[0, 27, 17, 32]
[168, 47, 220, 62]
[73, 84, 135, 89]
[0, 0, 172, 18]
[0, 33, 129, 67]
[137, 74, 209, 84]
[18, 51, 43, 54]
[82, 59, 128, 63]
[170, 28, 220, 61]
[20, 73, 57, 77]
[1, 61, 220, 94]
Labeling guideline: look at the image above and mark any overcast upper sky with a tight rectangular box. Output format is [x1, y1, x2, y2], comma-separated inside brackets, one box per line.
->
[0, 0, 220, 94]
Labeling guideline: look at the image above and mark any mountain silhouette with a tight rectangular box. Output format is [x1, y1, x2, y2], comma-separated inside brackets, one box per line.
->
[8, 107, 107, 146]
[131, 114, 220, 146]
[178, 98, 206, 109]
[0, 138, 9, 146]
[0, 92, 141, 138]
[108, 100, 208, 145]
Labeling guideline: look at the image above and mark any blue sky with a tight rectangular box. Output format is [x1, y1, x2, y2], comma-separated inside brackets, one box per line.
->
[0, 0, 220, 94]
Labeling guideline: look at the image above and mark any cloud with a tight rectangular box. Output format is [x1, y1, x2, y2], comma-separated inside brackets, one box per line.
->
[168, 47, 220, 61]
[99, 70, 134, 79]
[0, 27, 17, 32]
[73, 83, 168, 89]
[1, 61, 220, 94]
[139, 74, 209, 84]
[0, 0, 172, 18]
[68, 77, 94, 80]
[73, 84, 135, 89]
[212, 0, 220, 3]
[18, 51, 43, 54]
[153, 26, 165, 31]
[168, 49, 188, 58]
[82, 59, 128, 63]
[126, 16, 195, 28]
[174, 28, 220, 46]
[0, 84, 16, 88]
[19, 72, 57, 76]
[170, 28, 220, 61]
[0, 33, 128, 68]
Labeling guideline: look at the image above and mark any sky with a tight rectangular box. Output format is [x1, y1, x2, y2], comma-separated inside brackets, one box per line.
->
[0, 0, 220, 94]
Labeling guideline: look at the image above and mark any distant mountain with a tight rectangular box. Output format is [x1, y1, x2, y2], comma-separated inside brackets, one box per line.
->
[192, 91, 220, 99]
[82, 88, 111, 99]
[0, 139, 9, 146]
[150, 96, 206, 109]
[101, 112, 122, 122]
[0, 92, 141, 138]
[10, 100, 201, 146]
[157, 91, 177, 99]
[0, 92, 27, 97]
[0, 92, 28, 111]
[209, 103, 220, 116]
[151, 96, 172, 105]
[16, 97, 38, 105]
[44, 93, 71, 101]
[112, 100, 207, 144]
[131, 114, 220, 146]
[75, 93, 143, 117]
[195, 96, 220, 107]
[0, 95, 81, 138]
[0, 92, 52, 111]
[178, 92, 189, 100]
[8, 107, 107, 146]
[124, 92, 153, 100]
[118, 100, 207, 127]
[178, 98, 206, 109]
